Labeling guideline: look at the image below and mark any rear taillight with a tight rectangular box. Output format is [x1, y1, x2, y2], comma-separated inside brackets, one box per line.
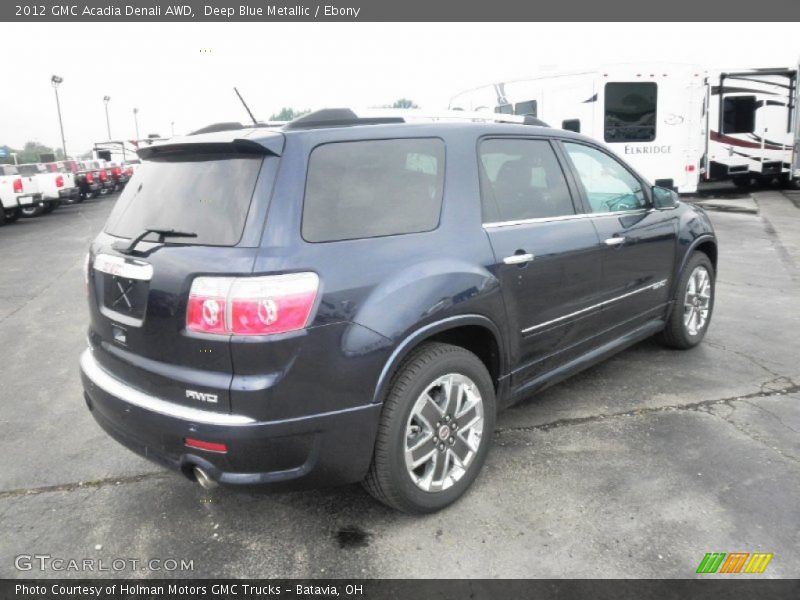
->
[86, 173, 94, 184]
[186, 277, 232, 335]
[12, 178, 22, 193]
[185, 438, 227, 453]
[56, 175, 64, 188]
[99, 170, 107, 182]
[186, 273, 319, 336]
[126, 167, 133, 177]
[112, 166, 121, 177]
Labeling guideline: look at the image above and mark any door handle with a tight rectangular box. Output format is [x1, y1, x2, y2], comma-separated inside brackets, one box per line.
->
[503, 252, 535, 265]
[604, 237, 626, 246]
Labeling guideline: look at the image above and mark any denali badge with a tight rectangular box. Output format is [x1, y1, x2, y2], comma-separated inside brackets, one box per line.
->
[186, 389, 218, 404]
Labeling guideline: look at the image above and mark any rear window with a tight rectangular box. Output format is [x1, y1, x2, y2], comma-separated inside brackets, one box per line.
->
[302, 138, 445, 243]
[104, 154, 264, 246]
[17, 164, 41, 175]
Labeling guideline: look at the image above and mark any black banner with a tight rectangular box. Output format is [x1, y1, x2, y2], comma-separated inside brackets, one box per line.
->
[3, 579, 800, 600]
[3, 0, 800, 21]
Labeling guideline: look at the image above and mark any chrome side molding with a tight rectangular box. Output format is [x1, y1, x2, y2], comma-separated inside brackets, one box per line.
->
[521, 279, 669, 334]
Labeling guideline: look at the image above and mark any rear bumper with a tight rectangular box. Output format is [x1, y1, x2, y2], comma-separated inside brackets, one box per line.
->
[79, 349, 382, 489]
[58, 187, 79, 199]
[16, 193, 42, 207]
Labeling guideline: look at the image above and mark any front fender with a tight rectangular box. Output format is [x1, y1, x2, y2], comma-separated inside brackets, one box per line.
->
[671, 203, 717, 296]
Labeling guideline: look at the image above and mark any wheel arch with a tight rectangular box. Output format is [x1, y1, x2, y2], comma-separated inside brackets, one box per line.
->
[370, 315, 507, 405]
[678, 235, 717, 279]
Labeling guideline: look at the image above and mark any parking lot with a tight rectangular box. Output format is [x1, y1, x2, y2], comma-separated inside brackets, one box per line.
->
[0, 189, 798, 578]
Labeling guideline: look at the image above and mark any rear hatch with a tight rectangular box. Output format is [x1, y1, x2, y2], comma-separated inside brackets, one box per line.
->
[87, 134, 283, 414]
[15, 165, 42, 196]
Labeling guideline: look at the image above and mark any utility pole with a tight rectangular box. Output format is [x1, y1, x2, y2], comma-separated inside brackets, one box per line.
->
[51, 75, 67, 158]
[133, 107, 140, 141]
[103, 96, 112, 140]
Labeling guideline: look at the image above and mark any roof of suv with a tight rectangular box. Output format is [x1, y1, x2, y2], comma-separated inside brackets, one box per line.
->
[140, 109, 590, 159]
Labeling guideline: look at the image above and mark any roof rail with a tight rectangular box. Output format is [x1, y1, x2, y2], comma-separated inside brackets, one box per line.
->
[189, 120, 287, 135]
[282, 108, 404, 130]
[280, 108, 549, 130]
[359, 108, 548, 127]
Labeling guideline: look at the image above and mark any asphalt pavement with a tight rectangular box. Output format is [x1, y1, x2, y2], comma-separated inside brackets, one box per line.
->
[0, 189, 798, 578]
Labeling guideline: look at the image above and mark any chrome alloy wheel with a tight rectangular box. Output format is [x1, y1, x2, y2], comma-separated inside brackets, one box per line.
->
[404, 373, 484, 492]
[684, 265, 712, 336]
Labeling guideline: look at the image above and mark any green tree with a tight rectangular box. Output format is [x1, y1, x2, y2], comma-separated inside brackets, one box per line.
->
[12, 141, 62, 163]
[269, 107, 311, 122]
[391, 98, 418, 109]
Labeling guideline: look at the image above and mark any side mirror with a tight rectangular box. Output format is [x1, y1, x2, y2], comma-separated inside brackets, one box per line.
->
[652, 186, 679, 209]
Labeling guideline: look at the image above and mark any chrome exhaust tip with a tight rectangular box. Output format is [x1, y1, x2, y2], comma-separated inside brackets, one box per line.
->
[192, 466, 218, 490]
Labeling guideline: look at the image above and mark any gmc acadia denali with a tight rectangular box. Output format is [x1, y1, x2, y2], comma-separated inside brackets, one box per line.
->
[80, 109, 717, 513]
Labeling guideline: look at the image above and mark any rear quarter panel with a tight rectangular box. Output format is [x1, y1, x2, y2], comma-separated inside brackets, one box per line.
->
[246, 128, 509, 416]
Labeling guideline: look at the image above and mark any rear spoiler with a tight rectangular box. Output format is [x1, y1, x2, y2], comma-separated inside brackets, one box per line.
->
[137, 135, 284, 160]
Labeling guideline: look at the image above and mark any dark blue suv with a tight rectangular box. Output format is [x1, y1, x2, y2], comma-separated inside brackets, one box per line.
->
[80, 109, 717, 513]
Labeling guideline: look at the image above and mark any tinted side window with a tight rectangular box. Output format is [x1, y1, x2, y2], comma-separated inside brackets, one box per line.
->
[479, 139, 575, 223]
[302, 138, 444, 243]
[723, 96, 756, 134]
[562, 119, 581, 133]
[604, 82, 657, 143]
[563, 143, 647, 213]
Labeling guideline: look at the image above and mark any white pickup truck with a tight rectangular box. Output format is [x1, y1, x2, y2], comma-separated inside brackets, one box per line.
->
[17, 163, 78, 216]
[0, 164, 43, 224]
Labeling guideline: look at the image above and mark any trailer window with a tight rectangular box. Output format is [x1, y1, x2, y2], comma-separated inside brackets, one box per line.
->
[723, 96, 756, 134]
[514, 100, 538, 117]
[494, 104, 513, 115]
[604, 82, 657, 143]
[562, 119, 581, 133]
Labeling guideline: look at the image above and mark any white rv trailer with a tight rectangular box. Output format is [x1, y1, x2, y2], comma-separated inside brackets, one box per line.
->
[450, 63, 799, 193]
[706, 67, 797, 187]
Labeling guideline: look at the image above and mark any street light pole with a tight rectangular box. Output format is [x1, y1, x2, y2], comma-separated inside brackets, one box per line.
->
[103, 96, 112, 140]
[133, 108, 140, 141]
[51, 75, 67, 159]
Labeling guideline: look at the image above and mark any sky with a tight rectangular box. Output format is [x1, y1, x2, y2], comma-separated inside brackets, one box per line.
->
[1, 22, 798, 155]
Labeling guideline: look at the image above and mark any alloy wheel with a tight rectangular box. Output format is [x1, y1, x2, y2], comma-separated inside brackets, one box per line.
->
[404, 373, 484, 492]
[683, 265, 711, 336]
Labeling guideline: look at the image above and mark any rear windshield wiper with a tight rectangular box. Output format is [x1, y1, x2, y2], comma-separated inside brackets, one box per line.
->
[113, 228, 198, 255]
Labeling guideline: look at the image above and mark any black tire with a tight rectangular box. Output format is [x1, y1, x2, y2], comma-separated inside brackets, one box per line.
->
[363, 342, 496, 513]
[4, 209, 20, 223]
[21, 205, 44, 218]
[660, 252, 715, 349]
[42, 201, 59, 214]
[780, 174, 800, 190]
[731, 175, 752, 189]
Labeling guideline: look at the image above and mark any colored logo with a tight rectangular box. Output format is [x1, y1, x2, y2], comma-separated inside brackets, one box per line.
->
[696, 552, 773, 574]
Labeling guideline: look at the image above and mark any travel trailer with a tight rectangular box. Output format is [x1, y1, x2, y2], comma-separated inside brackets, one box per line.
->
[450, 63, 799, 193]
[706, 67, 797, 188]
